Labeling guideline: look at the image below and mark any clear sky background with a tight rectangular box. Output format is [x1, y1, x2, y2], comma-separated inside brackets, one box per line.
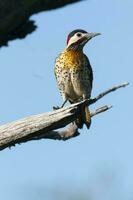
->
[0, 0, 132, 199]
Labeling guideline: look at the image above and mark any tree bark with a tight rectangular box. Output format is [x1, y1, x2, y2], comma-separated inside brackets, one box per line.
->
[0, 82, 128, 151]
[0, 0, 81, 47]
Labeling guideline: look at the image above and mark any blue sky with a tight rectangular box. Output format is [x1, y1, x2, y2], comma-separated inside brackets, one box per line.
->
[0, 0, 132, 199]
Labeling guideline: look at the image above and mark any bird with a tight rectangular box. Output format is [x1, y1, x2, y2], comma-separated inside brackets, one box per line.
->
[54, 29, 100, 129]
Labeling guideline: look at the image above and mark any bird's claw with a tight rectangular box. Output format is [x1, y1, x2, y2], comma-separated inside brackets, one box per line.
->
[53, 106, 61, 110]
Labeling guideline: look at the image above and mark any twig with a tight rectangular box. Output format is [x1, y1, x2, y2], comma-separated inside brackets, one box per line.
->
[88, 82, 129, 105]
[90, 105, 113, 117]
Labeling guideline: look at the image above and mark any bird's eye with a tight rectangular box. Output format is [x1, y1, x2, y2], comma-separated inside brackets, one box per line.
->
[76, 33, 82, 37]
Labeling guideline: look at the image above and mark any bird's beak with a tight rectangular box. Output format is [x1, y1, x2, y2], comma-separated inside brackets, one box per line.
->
[85, 32, 101, 41]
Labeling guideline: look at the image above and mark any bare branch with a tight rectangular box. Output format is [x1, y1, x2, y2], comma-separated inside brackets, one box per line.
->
[17, 105, 112, 144]
[88, 82, 129, 105]
[0, 82, 128, 151]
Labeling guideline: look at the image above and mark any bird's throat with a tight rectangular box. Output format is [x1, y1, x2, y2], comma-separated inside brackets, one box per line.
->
[62, 49, 85, 69]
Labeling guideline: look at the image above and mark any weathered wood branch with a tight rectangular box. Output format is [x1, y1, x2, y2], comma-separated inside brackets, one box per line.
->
[0, 82, 129, 151]
[0, 0, 81, 47]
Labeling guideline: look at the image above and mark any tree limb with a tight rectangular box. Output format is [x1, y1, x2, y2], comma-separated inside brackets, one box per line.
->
[0, 82, 129, 151]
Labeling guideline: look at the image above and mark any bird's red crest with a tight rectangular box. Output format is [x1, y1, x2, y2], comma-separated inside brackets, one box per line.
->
[66, 36, 70, 45]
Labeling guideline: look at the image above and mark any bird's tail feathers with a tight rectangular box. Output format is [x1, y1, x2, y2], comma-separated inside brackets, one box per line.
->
[76, 105, 91, 129]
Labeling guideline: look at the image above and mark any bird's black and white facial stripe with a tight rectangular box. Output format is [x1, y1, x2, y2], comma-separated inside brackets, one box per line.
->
[66, 29, 100, 50]
[67, 29, 87, 44]
[66, 29, 88, 47]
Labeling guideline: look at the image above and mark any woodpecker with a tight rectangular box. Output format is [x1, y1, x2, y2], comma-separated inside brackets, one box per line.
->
[54, 29, 100, 128]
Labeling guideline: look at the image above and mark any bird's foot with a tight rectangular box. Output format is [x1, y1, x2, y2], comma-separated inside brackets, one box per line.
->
[53, 106, 61, 110]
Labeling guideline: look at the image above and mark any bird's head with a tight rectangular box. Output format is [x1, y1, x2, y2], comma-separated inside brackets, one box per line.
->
[66, 29, 100, 50]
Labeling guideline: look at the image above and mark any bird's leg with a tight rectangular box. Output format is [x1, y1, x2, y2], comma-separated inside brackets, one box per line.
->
[53, 99, 67, 110]
[61, 99, 67, 108]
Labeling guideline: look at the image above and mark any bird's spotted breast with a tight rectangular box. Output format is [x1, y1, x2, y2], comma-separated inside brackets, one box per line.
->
[54, 48, 93, 102]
